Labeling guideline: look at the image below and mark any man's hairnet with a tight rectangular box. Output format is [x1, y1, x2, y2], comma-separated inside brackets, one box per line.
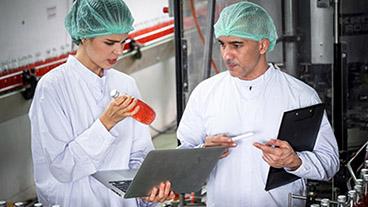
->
[65, 0, 134, 44]
[214, 1, 278, 51]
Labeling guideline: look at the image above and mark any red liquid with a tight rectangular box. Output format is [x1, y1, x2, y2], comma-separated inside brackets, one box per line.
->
[131, 99, 156, 125]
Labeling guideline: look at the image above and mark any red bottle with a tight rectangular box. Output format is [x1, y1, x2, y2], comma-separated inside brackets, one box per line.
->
[110, 89, 156, 125]
[132, 99, 156, 125]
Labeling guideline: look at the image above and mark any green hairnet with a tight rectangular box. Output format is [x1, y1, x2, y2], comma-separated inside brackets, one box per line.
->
[65, 0, 134, 44]
[214, 1, 278, 51]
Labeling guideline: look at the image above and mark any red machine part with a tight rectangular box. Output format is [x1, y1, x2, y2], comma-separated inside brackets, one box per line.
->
[0, 19, 175, 95]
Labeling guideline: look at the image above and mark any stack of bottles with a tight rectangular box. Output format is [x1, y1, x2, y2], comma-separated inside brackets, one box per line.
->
[306, 144, 368, 207]
[0, 200, 60, 207]
[306, 178, 367, 206]
[338, 145, 368, 207]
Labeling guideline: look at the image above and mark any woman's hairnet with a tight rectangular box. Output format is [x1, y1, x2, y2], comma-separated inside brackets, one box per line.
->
[214, 1, 278, 51]
[64, 0, 134, 44]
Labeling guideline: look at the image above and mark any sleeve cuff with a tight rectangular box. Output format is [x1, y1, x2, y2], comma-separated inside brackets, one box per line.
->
[284, 152, 310, 177]
[136, 198, 158, 207]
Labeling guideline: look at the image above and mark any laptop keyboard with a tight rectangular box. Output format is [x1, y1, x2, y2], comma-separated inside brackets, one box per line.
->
[109, 180, 132, 193]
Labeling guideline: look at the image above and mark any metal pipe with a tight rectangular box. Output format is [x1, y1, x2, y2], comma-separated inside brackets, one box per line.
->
[173, 6, 186, 207]
[334, 0, 339, 44]
[283, 0, 298, 76]
[332, 0, 347, 153]
[173, 0, 184, 127]
[202, 0, 216, 80]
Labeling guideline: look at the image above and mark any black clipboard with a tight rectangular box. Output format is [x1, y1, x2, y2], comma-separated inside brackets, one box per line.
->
[264, 103, 325, 191]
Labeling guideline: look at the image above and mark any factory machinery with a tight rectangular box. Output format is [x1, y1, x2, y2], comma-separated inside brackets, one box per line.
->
[172, 0, 368, 206]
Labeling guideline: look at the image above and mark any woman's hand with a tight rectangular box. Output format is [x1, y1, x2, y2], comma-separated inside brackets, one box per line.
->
[100, 95, 140, 130]
[143, 181, 176, 203]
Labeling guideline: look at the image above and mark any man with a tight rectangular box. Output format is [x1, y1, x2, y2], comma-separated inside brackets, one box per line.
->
[177, 2, 339, 207]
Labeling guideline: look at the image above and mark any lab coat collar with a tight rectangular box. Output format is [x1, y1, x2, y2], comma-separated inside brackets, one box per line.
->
[66, 55, 108, 101]
[233, 63, 274, 87]
[66, 55, 107, 82]
[231, 63, 275, 100]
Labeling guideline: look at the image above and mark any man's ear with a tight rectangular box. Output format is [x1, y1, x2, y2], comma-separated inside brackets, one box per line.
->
[258, 39, 270, 54]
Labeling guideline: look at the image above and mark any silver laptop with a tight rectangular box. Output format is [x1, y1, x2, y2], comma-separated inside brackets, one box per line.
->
[92, 147, 225, 198]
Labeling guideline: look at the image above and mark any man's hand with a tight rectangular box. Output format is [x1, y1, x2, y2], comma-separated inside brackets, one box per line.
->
[204, 134, 236, 158]
[253, 139, 301, 170]
[144, 181, 176, 203]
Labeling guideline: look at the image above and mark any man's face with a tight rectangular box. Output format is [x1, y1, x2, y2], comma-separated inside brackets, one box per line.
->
[83, 33, 129, 70]
[218, 36, 266, 80]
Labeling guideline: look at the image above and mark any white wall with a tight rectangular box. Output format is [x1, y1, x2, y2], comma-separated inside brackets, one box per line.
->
[125, 0, 170, 30]
[0, 0, 172, 68]
[0, 0, 73, 65]
[131, 57, 177, 135]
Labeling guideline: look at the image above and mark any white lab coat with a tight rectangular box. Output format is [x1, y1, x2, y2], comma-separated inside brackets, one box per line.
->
[29, 56, 154, 207]
[177, 64, 339, 207]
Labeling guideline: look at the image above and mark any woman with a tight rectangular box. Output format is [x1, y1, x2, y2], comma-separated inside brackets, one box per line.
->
[29, 0, 174, 206]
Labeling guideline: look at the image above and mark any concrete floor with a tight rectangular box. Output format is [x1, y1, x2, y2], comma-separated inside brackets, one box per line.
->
[152, 131, 178, 150]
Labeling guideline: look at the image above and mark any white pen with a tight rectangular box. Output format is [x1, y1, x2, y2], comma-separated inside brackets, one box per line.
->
[231, 132, 255, 142]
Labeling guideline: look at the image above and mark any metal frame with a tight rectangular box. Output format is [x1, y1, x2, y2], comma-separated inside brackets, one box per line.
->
[346, 141, 368, 184]
[174, 0, 185, 127]
[332, 0, 348, 153]
[202, 0, 216, 80]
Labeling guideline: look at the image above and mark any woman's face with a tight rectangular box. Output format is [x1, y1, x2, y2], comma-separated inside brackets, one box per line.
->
[82, 33, 129, 71]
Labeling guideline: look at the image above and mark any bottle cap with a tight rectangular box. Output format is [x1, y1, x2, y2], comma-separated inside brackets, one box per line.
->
[320, 198, 330, 206]
[354, 184, 362, 193]
[14, 202, 24, 207]
[355, 178, 363, 185]
[348, 190, 356, 197]
[110, 89, 120, 99]
[364, 174, 368, 181]
[361, 168, 368, 177]
[337, 195, 346, 203]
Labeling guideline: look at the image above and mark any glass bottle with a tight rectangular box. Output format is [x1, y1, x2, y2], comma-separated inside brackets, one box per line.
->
[337, 195, 347, 207]
[360, 169, 368, 179]
[306, 187, 317, 206]
[14, 202, 25, 207]
[363, 174, 368, 195]
[320, 198, 330, 207]
[354, 184, 363, 203]
[347, 190, 357, 207]
[110, 89, 156, 125]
